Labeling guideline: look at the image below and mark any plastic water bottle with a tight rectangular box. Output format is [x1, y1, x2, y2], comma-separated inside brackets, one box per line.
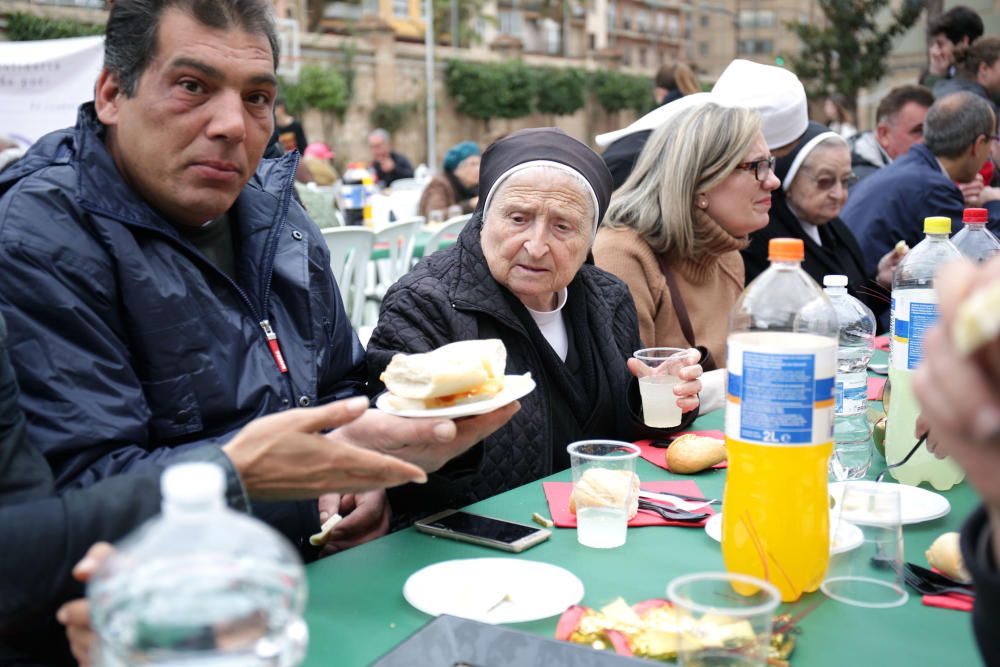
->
[886, 216, 965, 490]
[723, 238, 838, 602]
[951, 207, 1000, 262]
[823, 275, 876, 481]
[88, 463, 308, 666]
[340, 162, 369, 226]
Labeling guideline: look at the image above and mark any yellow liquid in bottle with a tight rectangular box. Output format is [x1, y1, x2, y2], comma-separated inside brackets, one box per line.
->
[722, 438, 832, 601]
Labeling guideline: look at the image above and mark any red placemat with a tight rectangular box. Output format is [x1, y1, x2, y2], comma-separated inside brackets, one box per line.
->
[636, 431, 728, 471]
[875, 335, 890, 352]
[542, 480, 714, 528]
[868, 377, 887, 400]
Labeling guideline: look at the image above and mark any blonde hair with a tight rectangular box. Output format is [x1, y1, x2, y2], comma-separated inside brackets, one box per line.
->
[604, 103, 761, 257]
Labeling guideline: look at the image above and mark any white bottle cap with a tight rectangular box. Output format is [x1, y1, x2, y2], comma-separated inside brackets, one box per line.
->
[823, 275, 848, 288]
[161, 462, 226, 515]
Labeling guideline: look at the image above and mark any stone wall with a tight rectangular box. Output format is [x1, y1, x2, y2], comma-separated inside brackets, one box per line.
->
[296, 29, 644, 173]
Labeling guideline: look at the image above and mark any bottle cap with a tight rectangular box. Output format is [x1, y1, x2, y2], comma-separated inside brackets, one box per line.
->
[963, 208, 988, 224]
[161, 462, 226, 514]
[823, 275, 848, 288]
[924, 217, 952, 234]
[768, 238, 804, 262]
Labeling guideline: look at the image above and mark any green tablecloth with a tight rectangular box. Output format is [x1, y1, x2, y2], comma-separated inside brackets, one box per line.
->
[370, 230, 456, 261]
[303, 352, 982, 666]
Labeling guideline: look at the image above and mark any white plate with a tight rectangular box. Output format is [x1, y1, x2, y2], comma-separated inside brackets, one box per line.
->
[828, 481, 951, 525]
[704, 513, 864, 555]
[376, 373, 535, 419]
[403, 558, 584, 624]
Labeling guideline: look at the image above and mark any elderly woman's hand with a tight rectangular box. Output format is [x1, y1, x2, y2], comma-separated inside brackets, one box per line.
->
[627, 348, 702, 413]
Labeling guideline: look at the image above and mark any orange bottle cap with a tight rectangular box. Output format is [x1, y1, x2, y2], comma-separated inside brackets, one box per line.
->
[768, 238, 804, 262]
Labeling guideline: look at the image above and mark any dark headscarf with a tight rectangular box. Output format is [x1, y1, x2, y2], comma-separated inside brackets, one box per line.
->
[475, 128, 613, 229]
[775, 121, 845, 190]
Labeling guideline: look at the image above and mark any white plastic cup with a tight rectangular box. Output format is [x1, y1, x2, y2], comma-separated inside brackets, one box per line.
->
[633, 347, 690, 428]
[566, 440, 640, 549]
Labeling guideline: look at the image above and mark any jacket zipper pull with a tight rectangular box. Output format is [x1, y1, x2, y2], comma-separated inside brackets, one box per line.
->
[260, 319, 288, 374]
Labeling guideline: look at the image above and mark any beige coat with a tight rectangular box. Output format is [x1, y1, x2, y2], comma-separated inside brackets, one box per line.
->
[593, 216, 745, 364]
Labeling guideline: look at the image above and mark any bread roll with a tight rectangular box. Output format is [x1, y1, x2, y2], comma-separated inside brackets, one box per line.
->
[925, 532, 971, 583]
[954, 282, 1000, 355]
[381, 339, 506, 408]
[666, 434, 727, 474]
[569, 468, 640, 519]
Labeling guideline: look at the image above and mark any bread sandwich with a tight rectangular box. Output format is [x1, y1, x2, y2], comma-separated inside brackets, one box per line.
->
[381, 339, 507, 409]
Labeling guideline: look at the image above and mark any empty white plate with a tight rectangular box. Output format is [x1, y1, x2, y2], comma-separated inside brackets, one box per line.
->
[402, 558, 584, 624]
[829, 481, 951, 525]
[705, 513, 864, 555]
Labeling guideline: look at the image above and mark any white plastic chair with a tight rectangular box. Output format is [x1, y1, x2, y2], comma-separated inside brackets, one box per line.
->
[423, 213, 472, 257]
[387, 188, 424, 220]
[321, 228, 375, 329]
[373, 217, 423, 292]
[387, 177, 423, 191]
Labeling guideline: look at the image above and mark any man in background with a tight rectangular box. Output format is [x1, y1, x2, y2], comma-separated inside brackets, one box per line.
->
[368, 128, 414, 186]
[844, 92, 1000, 277]
[849, 85, 934, 184]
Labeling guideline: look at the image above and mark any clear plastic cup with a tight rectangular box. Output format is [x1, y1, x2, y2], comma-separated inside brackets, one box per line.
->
[566, 440, 640, 549]
[667, 572, 781, 666]
[633, 347, 690, 428]
[821, 482, 908, 608]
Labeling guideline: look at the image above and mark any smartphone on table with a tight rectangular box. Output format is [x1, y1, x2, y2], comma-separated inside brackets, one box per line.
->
[414, 510, 551, 553]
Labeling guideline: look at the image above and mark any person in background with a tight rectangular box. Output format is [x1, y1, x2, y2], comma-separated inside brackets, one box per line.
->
[912, 257, 1000, 667]
[849, 85, 934, 184]
[368, 128, 414, 187]
[368, 128, 703, 527]
[302, 141, 339, 185]
[654, 62, 700, 107]
[273, 97, 308, 155]
[935, 37, 1000, 108]
[823, 93, 858, 139]
[926, 5, 984, 85]
[843, 91, 1000, 277]
[598, 59, 809, 190]
[595, 103, 777, 414]
[418, 140, 480, 219]
[743, 123, 900, 327]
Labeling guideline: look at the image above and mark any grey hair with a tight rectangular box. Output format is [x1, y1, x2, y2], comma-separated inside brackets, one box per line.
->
[369, 128, 391, 143]
[484, 163, 597, 237]
[104, 0, 279, 98]
[604, 103, 762, 257]
[924, 92, 995, 158]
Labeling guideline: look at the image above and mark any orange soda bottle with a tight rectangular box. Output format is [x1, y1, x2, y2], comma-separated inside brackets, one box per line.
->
[722, 238, 838, 601]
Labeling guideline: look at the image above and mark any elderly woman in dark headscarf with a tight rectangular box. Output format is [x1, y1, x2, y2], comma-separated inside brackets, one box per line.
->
[418, 140, 481, 219]
[742, 122, 901, 321]
[369, 128, 702, 525]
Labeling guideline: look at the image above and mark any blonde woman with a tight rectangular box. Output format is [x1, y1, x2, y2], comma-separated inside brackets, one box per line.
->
[594, 103, 779, 411]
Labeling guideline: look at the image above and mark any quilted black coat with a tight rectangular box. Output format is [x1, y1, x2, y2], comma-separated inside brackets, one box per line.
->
[367, 216, 695, 525]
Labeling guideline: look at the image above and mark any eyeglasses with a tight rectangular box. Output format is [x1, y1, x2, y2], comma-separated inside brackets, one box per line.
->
[735, 156, 776, 182]
[809, 173, 859, 191]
